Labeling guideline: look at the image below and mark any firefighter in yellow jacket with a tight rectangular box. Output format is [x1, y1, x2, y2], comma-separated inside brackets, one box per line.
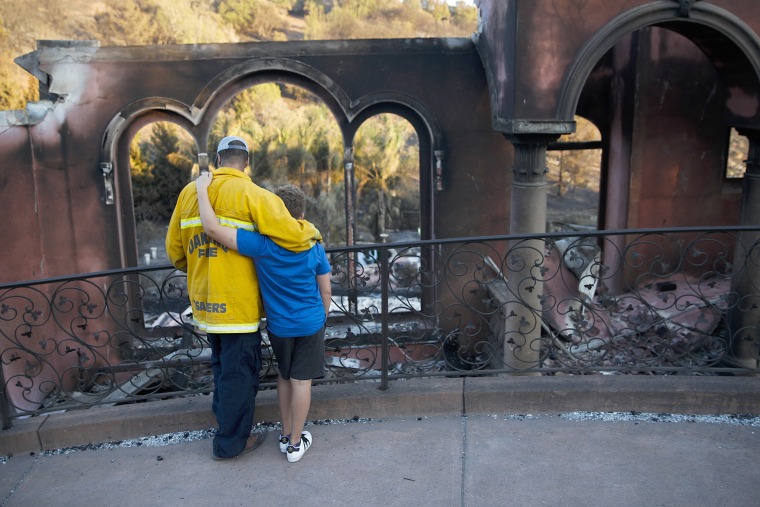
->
[165, 136, 321, 460]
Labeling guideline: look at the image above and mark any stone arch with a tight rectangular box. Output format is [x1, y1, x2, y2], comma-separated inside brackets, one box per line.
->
[99, 59, 447, 259]
[342, 97, 444, 317]
[101, 59, 358, 168]
[101, 98, 200, 164]
[98, 62, 353, 264]
[191, 58, 354, 147]
[346, 91, 444, 146]
[557, 1, 760, 125]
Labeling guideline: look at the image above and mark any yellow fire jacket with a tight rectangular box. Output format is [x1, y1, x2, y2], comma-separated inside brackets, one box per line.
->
[165, 167, 322, 333]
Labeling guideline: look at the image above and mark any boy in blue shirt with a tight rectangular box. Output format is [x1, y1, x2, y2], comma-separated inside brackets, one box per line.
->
[196, 171, 331, 463]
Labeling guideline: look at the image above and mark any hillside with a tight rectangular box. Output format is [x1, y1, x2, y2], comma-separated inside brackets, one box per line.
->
[0, 0, 478, 110]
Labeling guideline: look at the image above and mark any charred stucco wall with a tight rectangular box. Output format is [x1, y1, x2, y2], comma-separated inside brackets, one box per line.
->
[4, 1, 759, 284]
[1, 98, 121, 282]
[478, 0, 645, 124]
[0, 38, 509, 284]
[0, 38, 509, 410]
[629, 27, 742, 229]
[477, 0, 758, 231]
[478, 0, 760, 124]
[574, 27, 742, 232]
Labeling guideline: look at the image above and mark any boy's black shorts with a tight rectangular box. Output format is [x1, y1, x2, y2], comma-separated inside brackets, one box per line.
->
[268, 327, 325, 380]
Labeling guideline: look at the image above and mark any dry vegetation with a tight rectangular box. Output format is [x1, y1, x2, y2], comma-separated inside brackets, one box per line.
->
[0, 0, 477, 110]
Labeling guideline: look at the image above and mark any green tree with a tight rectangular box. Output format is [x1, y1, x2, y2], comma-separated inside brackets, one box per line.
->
[423, 0, 450, 22]
[354, 114, 419, 241]
[93, 0, 180, 45]
[337, 0, 381, 18]
[304, 1, 329, 39]
[0, 12, 38, 109]
[130, 142, 159, 224]
[217, 0, 287, 41]
[546, 116, 601, 196]
[310, 183, 347, 246]
[320, 5, 361, 39]
[131, 122, 194, 222]
[450, 1, 478, 30]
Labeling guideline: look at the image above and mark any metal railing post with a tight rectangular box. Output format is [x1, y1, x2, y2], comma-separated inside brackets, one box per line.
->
[379, 244, 390, 391]
[0, 363, 11, 429]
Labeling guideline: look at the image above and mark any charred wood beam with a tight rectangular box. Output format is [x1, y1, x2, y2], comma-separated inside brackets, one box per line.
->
[547, 141, 603, 151]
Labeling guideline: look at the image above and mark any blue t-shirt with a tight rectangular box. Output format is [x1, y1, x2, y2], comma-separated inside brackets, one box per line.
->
[236, 229, 330, 337]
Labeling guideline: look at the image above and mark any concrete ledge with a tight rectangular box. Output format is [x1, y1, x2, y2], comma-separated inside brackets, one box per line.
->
[2, 376, 760, 457]
[37, 396, 216, 452]
[464, 375, 760, 415]
[309, 378, 463, 420]
[0, 415, 45, 456]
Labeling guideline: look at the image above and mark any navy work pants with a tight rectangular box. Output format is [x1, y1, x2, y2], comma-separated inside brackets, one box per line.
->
[208, 331, 262, 458]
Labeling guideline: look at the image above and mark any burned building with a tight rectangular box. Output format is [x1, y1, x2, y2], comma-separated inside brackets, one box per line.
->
[1, 0, 760, 419]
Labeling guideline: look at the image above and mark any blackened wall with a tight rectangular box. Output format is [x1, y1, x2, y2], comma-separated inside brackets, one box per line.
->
[0, 39, 510, 284]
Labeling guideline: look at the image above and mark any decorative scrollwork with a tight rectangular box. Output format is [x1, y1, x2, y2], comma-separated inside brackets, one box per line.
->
[2, 228, 760, 426]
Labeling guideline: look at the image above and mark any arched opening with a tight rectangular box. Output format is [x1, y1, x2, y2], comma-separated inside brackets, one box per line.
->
[344, 99, 437, 247]
[129, 121, 197, 266]
[199, 80, 434, 372]
[565, 24, 752, 298]
[556, 5, 760, 236]
[547, 115, 602, 232]
[208, 81, 344, 245]
[340, 112, 424, 316]
[549, 6, 760, 369]
[565, 11, 760, 233]
[353, 113, 421, 245]
[102, 68, 441, 377]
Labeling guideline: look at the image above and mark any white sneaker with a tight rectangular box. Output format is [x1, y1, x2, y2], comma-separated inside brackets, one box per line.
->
[286, 431, 312, 463]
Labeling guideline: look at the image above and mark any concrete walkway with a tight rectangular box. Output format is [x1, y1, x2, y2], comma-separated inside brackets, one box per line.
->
[2, 376, 760, 506]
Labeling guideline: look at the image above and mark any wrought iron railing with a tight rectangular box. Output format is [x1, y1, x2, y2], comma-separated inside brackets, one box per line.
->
[2, 227, 759, 428]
